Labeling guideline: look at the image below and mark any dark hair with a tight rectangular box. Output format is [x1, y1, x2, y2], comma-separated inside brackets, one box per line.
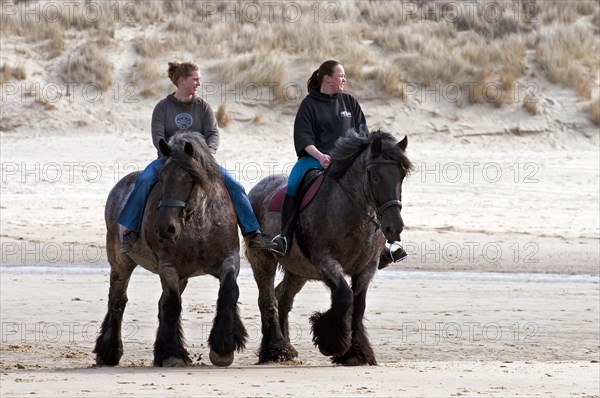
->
[167, 61, 199, 86]
[307, 60, 340, 92]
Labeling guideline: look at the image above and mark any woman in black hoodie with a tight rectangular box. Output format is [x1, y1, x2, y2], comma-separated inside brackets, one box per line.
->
[270, 60, 367, 255]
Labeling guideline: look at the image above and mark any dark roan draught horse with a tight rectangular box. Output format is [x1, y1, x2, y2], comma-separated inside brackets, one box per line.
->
[246, 130, 413, 366]
[94, 131, 247, 367]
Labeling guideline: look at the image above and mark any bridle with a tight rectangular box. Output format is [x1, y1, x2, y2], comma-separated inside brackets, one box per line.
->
[157, 159, 199, 225]
[335, 157, 405, 230]
[366, 158, 404, 221]
[157, 189, 197, 224]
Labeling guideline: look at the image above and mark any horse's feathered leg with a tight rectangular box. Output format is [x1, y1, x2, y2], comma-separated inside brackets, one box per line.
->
[332, 268, 377, 366]
[94, 264, 136, 366]
[310, 257, 353, 357]
[249, 253, 298, 363]
[154, 264, 190, 367]
[94, 238, 137, 366]
[208, 252, 248, 367]
[275, 272, 307, 343]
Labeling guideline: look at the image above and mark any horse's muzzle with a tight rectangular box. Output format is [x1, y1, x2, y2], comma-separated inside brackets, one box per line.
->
[382, 216, 403, 243]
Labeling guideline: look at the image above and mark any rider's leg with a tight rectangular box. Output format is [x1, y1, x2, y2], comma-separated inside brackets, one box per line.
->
[270, 157, 322, 256]
[219, 166, 276, 250]
[117, 157, 163, 253]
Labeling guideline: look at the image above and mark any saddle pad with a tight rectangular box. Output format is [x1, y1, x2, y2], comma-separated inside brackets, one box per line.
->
[267, 174, 325, 212]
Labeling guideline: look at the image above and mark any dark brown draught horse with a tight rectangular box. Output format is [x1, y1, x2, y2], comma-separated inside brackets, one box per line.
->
[246, 130, 412, 366]
[94, 131, 247, 367]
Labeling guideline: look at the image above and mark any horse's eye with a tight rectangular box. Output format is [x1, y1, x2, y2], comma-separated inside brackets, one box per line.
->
[370, 173, 381, 183]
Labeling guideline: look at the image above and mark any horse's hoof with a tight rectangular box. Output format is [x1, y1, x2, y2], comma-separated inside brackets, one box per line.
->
[259, 343, 298, 364]
[162, 357, 189, 367]
[209, 349, 234, 367]
[342, 356, 364, 366]
[95, 355, 118, 367]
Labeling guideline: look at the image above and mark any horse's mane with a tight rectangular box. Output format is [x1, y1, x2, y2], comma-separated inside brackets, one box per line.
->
[328, 129, 414, 179]
[165, 131, 221, 184]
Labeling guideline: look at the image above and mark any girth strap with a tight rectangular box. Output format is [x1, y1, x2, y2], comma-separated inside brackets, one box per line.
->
[158, 198, 187, 208]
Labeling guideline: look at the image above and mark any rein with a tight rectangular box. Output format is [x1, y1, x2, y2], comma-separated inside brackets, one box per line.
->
[334, 173, 381, 230]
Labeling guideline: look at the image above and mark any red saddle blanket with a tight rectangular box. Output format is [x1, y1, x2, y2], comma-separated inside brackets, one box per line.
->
[268, 174, 325, 212]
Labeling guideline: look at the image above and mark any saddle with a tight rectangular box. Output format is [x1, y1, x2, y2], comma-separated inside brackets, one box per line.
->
[268, 169, 325, 212]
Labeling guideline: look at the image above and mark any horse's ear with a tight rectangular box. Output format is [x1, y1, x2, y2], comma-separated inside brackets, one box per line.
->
[159, 138, 171, 158]
[398, 136, 408, 151]
[184, 141, 194, 157]
[371, 136, 383, 158]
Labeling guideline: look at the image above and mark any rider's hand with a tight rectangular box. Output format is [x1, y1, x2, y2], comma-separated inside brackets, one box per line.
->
[320, 154, 331, 169]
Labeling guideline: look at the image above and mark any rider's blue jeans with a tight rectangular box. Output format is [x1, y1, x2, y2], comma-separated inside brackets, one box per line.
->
[285, 156, 323, 197]
[117, 157, 260, 236]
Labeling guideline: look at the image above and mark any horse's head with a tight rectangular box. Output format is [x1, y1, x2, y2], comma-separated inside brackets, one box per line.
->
[366, 132, 412, 243]
[154, 132, 218, 243]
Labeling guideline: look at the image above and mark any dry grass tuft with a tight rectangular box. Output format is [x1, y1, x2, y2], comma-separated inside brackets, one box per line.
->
[539, 0, 599, 24]
[1, 63, 26, 84]
[216, 103, 231, 127]
[64, 42, 114, 91]
[522, 93, 540, 115]
[132, 36, 168, 58]
[1, 1, 116, 59]
[212, 53, 286, 105]
[365, 67, 407, 101]
[35, 97, 58, 111]
[130, 60, 172, 99]
[589, 97, 600, 126]
[537, 24, 599, 98]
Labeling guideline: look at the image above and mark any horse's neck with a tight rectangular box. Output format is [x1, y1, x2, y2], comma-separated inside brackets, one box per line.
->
[325, 162, 374, 215]
[192, 179, 228, 214]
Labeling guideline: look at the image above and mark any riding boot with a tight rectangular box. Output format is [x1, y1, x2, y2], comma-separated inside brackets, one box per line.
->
[270, 194, 298, 256]
[120, 230, 138, 254]
[378, 243, 408, 270]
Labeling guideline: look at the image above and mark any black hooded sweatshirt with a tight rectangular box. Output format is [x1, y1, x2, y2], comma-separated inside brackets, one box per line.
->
[293, 90, 367, 158]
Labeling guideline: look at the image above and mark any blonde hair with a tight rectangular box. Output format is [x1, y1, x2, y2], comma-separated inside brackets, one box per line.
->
[167, 61, 199, 86]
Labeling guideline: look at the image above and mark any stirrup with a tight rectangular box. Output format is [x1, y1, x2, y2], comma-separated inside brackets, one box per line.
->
[269, 234, 288, 256]
[387, 241, 408, 263]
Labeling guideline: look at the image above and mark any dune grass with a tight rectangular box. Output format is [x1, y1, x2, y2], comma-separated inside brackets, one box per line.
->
[537, 24, 599, 99]
[590, 97, 600, 126]
[129, 60, 172, 99]
[1, 0, 598, 113]
[216, 103, 231, 127]
[64, 42, 114, 91]
[211, 53, 286, 104]
[0, 63, 26, 84]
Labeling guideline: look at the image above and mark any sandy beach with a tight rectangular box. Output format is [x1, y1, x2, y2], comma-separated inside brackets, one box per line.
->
[1, 270, 599, 397]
